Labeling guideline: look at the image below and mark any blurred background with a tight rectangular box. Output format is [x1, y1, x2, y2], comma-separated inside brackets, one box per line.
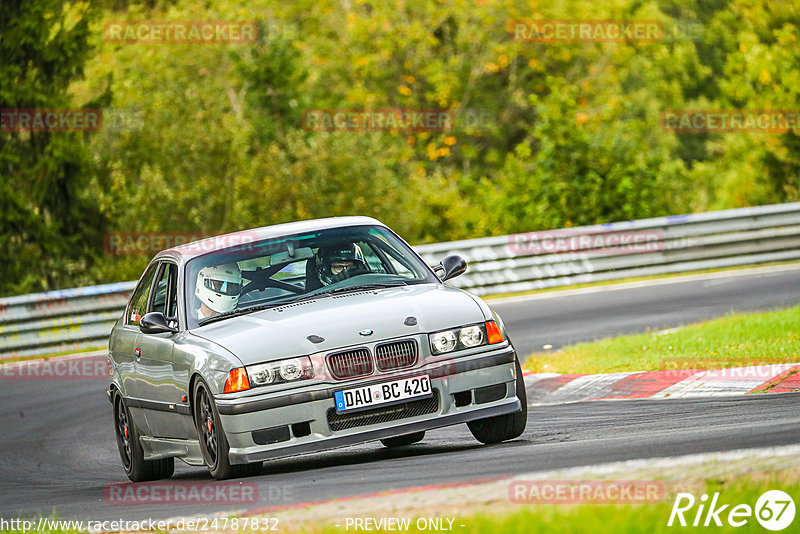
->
[1, 0, 798, 297]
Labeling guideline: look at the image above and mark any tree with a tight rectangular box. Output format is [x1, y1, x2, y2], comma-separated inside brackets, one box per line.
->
[0, 0, 107, 296]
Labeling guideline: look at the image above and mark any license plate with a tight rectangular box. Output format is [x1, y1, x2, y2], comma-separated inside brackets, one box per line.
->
[334, 375, 432, 413]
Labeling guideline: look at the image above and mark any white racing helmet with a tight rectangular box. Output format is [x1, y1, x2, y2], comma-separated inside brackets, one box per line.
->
[195, 262, 242, 314]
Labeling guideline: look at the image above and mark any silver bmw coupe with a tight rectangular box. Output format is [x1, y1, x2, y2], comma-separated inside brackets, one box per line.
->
[108, 217, 527, 480]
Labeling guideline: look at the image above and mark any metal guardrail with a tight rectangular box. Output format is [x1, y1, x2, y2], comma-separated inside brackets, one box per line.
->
[415, 202, 800, 295]
[2, 203, 799, 359]
[0, 282, 136, 359]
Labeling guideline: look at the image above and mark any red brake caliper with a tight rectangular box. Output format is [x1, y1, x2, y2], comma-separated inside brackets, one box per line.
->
[207, 418, 213, 434]
[124, 425, 128, 438]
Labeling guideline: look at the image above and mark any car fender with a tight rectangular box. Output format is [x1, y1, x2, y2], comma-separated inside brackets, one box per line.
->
[461, 290, 510, 337]
[176, 333, 245, 399]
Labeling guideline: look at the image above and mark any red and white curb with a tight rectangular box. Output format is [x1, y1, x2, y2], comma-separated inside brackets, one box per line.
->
[522, 364, 800, 405]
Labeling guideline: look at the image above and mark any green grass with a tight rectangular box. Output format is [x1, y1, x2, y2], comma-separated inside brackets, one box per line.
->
[453, 474, 800, 534]
[524, 304, 800, 374]
[294, 470, 800, 534]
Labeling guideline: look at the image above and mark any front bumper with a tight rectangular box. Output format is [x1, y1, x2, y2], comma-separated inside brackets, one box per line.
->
[216, 345, 521, 464]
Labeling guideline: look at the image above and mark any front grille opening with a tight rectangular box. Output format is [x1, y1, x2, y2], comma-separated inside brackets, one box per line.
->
[291, 421, 311, 438]
[375, 339, 418, 371]
[327, 348, 373, 379]
[327, 391, 440, 432]
[453, 390, 472, 407]
[474, 383, 507, 404]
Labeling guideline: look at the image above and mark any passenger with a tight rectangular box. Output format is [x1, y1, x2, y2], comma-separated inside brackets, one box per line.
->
[194, 262, 242, 319]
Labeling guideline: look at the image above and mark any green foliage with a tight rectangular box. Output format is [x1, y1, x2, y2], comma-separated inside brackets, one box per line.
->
[2, 0, 799, 295]
[0, 0, 106, 295]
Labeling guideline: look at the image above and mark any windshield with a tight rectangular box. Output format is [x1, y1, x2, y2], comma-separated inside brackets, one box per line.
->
[185, 224, 437, 328]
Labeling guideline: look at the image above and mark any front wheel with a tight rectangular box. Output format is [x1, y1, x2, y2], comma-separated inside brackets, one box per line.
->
[467, 357, 528, 444]
[113, 394, 174, 482]
[193, 380, 262, 480]
[380, 431, 425, 448]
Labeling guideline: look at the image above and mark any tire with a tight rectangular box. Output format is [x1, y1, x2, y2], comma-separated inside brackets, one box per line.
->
[113, 393, 174, 482]
[380, 431, 425, 448]
[467, 356, 528, 444]
[193, 380, 262, 480]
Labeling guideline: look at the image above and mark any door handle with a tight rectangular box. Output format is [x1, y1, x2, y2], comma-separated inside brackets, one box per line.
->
[135, 348, 142, 360]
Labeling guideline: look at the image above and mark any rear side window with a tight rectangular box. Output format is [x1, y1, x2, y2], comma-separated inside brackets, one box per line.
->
[126, 264, 157, 326]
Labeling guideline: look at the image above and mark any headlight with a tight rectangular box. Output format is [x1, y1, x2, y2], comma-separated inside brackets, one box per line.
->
[431, 330, 458, 354]
[279, 358, 304, 381]
[459, 325, 484, 347]
[251, 366, 274, 385]
[247, 356, 314, 386]
[429, 321, 505, 355]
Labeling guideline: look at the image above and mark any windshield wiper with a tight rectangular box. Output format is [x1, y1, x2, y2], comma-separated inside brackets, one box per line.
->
[198, 303, 281, 326]
[277, 291, 333, 305]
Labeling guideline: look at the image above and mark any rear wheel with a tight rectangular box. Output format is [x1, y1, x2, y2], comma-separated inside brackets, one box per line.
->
[193, 380, 262, 480]
[113, 394, 174, 482]
[467, 357, 527, 444]
[380, 431, 425, 448]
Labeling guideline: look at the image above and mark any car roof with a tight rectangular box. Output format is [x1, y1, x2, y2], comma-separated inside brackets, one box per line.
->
[153, 216, 386, 263]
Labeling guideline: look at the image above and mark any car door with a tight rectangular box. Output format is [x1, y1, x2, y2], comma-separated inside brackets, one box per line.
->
[117, 262, 159, 432]
[134, 260, 187, 438]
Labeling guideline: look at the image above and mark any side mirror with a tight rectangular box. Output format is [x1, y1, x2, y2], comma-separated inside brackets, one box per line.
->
[140, 312, 178, 334]
[436, 254, 467, 282]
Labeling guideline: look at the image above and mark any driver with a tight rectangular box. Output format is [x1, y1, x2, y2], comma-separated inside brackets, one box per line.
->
[316, 243, 369, 285]
[194, 262, 242, 319]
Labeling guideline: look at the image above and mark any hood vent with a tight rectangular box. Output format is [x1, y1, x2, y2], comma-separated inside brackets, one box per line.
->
[332, 290, 377, 300]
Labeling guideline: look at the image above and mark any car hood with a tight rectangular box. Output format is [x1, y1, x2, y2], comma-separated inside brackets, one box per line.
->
[191, 284, 485, 365]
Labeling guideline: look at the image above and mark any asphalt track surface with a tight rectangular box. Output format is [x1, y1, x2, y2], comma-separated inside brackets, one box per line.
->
[1, 266, 799, 522]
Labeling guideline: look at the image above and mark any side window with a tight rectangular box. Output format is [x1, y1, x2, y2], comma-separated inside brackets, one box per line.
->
[151, 262, 178, 319]
[126, 264, 158, 327]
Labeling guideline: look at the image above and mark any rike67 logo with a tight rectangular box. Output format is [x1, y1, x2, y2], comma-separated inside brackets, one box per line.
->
[668, 490, 795, 531]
